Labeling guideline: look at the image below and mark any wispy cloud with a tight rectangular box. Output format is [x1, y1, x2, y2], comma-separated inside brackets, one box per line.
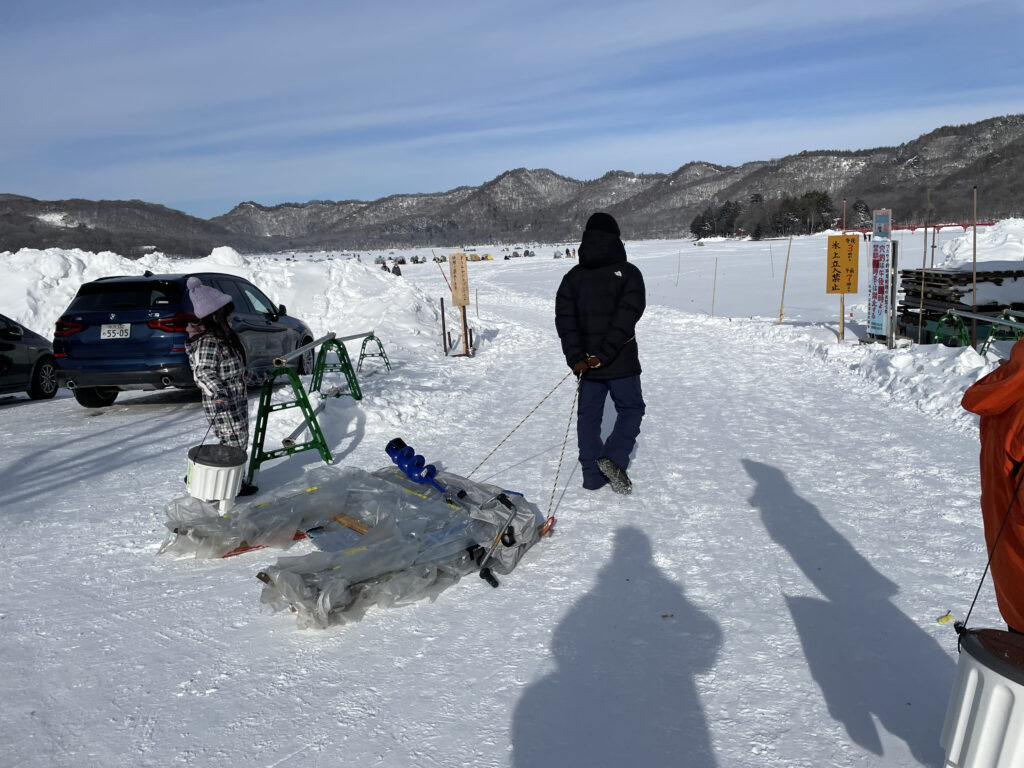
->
[3, 0, 1021, 217]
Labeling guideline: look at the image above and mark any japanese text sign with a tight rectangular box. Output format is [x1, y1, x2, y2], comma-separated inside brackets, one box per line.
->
[826, 235, 859, 294]
[873, 208, 891, 241]
[450, 253, 470, 306]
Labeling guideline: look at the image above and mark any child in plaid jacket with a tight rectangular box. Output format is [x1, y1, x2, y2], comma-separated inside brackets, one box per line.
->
[185, 277, 256, 495]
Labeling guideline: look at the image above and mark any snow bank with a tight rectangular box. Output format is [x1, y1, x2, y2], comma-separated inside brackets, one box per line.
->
[940, 218, 1024, 267]
[0, 247, 441, 354]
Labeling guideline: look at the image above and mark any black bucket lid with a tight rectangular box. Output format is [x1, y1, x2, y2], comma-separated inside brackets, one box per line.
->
[960, 628, 1024, 686]
[187, 444, 247, 468]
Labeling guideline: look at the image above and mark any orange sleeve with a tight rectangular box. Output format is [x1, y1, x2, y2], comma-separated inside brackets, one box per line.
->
[963, 341, 1024, 416]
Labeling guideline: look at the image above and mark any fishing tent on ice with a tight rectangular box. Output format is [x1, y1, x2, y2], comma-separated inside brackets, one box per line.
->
[160, 441, 544, 629]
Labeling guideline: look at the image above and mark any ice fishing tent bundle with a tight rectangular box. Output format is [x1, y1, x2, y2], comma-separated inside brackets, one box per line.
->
[160, 456, 542, 629]
[256, 462, 541, 629]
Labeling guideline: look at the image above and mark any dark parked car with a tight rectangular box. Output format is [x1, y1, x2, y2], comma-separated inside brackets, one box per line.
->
[0, 314, 58, 400]
[53, 271, 315, 407]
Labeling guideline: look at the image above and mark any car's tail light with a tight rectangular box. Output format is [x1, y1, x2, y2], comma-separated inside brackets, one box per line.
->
[54, 319, 85, 337]
[147, 313, 196, 333]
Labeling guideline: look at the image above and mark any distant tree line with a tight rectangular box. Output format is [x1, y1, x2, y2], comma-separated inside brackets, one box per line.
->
[689, 191, 875, 240]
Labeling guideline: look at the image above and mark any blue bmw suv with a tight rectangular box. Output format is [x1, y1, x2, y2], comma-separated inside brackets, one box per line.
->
[54, 271, 314, 407]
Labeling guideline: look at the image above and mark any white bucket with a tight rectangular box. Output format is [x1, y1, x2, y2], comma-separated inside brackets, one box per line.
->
[941, 628, 1024, 767]
[186, 444, 247, 514]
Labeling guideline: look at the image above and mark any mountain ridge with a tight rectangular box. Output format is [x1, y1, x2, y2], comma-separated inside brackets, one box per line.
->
[2, 114, 1022, 256]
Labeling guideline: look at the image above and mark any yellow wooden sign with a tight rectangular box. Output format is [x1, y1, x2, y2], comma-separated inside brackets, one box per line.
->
[826, 235, 859, 294]
[450, 253, 470, 306]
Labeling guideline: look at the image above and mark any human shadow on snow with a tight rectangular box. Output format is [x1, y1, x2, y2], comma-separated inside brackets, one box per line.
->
[512, 526, 721, 768]
[742, 459, 952, 766]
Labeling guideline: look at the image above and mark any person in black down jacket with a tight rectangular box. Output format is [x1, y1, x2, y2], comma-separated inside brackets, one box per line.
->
[555, 212, 646, 494]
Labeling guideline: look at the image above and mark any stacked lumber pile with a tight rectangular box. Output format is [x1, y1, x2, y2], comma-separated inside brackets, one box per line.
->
[897, 267, 1024, 341]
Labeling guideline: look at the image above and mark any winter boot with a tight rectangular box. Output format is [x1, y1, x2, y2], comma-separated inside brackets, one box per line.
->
[237, 482, 259, 498]
[597, 457, 632, 495]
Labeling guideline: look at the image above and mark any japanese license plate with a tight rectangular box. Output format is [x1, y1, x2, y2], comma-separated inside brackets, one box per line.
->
[100, 323, 131, 339]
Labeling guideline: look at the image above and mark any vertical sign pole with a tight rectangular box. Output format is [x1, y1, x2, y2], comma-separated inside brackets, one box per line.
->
[460, 306, 470, 357]
[888, 241, 898, 349]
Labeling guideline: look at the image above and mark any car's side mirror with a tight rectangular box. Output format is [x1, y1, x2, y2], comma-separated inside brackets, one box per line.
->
[276, 305, 287, 317]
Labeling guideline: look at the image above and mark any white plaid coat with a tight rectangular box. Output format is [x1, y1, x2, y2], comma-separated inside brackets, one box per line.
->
[186, 332, 249, 449]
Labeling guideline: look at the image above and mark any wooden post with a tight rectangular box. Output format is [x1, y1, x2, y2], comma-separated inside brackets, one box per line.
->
[777, 236, 793, 324]
[460, 305, 470, 357]
[675, 251, 681, 287]
[840, 204, 847, 342]
[441, 297, 448, 355]
[711, 257, 718, 317]
[918, 223, 928, 344]
[972, 186, 978, 348]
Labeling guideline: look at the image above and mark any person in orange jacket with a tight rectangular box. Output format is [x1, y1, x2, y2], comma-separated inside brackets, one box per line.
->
[962, 340, 1024, 634]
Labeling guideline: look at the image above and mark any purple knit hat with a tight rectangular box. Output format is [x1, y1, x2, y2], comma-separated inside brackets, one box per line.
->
[187, 276, 231, 319]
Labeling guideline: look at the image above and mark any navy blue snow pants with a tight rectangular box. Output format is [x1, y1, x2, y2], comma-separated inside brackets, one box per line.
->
[577, 375, 646, 489]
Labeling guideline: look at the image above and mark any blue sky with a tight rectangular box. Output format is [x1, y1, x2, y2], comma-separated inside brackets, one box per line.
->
[3, 0, 1022, 219]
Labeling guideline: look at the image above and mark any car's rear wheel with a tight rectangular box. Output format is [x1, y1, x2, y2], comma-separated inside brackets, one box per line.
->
[28, 356, 59, 400]
[297, 337, 315, 375]
[73, 386, 119, 408]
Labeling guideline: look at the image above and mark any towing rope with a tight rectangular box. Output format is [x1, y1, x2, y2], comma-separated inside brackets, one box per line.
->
[466, 370, 578, 538]
[467, 370, 574, 479]
[959, 466, 1024, 640]
[542, 376, 581, 533]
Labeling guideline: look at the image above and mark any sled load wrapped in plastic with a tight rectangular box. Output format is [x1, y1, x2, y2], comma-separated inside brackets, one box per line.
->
[160, 439, 546, 628]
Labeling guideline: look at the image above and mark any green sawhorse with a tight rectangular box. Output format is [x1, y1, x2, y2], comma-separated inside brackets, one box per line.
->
[978, 311, 1024, 356]
[358, 333, 391, 373]
[933, 310, 970, 347]
[247, 366, 332, 485]
[310, 337, 363, 399]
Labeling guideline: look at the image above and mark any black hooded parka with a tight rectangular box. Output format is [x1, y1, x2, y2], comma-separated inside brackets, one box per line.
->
[554, 229, 645, 381]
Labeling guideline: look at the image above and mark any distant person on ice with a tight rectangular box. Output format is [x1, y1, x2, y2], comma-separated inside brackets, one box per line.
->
[555, 212, 646, 494]
[962, 340, 1024, 634]
[185, 277, 257, 496]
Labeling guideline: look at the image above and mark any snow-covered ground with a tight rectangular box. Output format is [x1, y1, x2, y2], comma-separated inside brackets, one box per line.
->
[2, 220, 1024, 767]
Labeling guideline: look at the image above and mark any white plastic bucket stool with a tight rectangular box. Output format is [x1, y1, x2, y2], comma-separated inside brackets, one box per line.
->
[186, 444, 247, 514]
[941, 628, 1024, 767]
